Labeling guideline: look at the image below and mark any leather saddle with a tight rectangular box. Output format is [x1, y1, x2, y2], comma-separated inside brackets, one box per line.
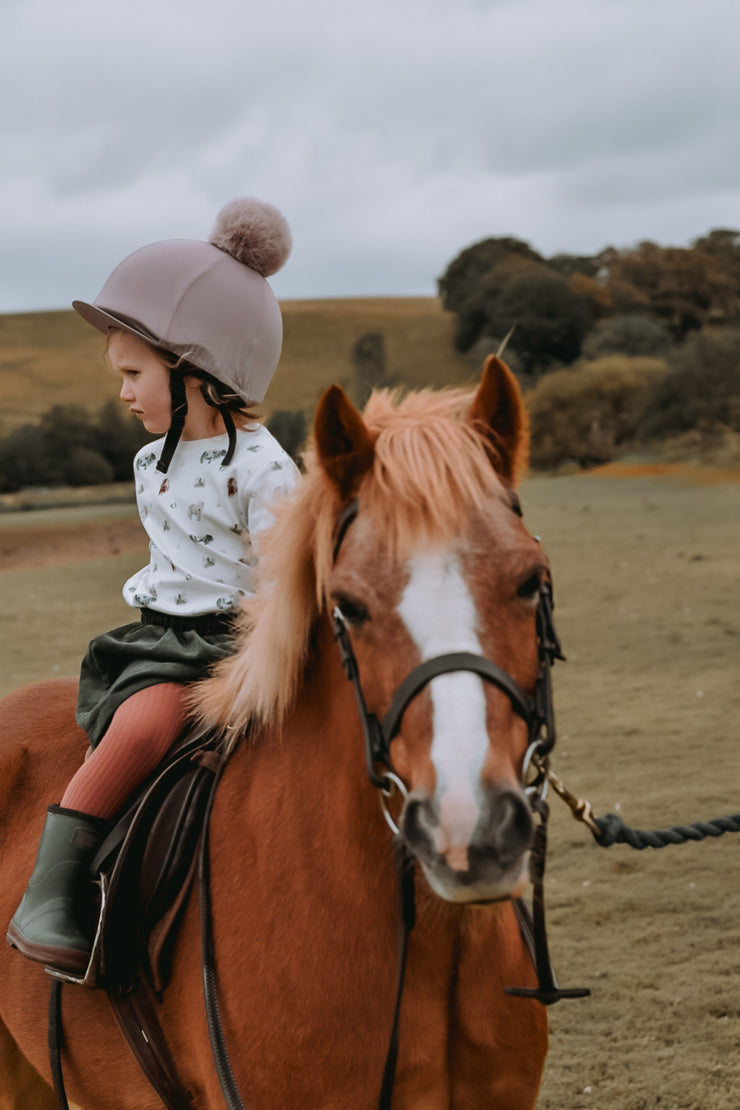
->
[47, 732, 225, 1110]
[88, 730, 223, 994]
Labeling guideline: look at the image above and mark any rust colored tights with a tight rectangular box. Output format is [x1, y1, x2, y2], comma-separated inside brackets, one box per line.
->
[61, 683, 188, 818]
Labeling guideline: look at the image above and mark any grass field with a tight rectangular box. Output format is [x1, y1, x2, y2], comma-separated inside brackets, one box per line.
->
[0, 299, 474, 438]
[0, 467, 738, 1107]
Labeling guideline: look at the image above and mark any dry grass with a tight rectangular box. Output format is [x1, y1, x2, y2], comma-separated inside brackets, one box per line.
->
[0, 299, 475, 437]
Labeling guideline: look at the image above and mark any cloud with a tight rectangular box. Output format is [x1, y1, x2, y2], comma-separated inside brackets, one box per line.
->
[1, 0, 739, 310]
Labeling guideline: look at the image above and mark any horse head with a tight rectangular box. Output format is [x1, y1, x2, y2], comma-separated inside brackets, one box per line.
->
[314, 355, 547, 905]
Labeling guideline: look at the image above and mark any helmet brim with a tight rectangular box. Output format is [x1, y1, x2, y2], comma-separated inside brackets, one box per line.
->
[72, 300, 164, 349]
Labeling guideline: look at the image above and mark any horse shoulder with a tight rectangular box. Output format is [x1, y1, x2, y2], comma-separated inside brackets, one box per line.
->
[450, 903, 548, 1108]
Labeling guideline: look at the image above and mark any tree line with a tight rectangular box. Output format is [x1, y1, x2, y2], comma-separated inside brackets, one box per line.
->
[2, 226, 738, 490]
[0, 402, 307, 494]
[438, 228, 740, 467]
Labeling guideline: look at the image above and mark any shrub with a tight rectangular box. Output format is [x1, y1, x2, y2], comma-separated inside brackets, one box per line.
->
[0, 423, 54, 492]
[0, 402, 149, 492]
[582, 314, 674, 359]
[528, 356, 668, 470]
[93, 400, 151, 480]
[638, 327, 740, 439]
[267, 410, 307, 462]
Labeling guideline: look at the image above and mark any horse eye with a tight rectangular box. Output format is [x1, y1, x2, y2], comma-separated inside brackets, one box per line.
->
[332, 593, 370, 626]
[517, 574, 542, 601]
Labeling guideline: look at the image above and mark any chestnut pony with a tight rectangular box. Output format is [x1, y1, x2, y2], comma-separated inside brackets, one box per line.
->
[0, 356, 549, 1109]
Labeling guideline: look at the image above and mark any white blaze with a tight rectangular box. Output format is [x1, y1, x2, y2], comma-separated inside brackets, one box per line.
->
[397, 550, 488, 855]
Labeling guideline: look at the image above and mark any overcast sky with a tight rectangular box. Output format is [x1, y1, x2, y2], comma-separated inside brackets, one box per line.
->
[2, 0, 738, 313]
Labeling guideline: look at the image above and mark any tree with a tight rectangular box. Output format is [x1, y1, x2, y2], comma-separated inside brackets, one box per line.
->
[582, 314, 674, 360]
[602, 241, 739, 338]
[692, 229, 740, 285]
[350, 333, 388, 407]
[547, 253, 601, 279]
[267, 410, 307, 462]
[437, 237, 543, 313]
[344, 332, 402, 408]
[482, 264, 595, 375]
[93, 400, 151, 480]
[439, 240, 597, 370]
[0, 402, 149, 491]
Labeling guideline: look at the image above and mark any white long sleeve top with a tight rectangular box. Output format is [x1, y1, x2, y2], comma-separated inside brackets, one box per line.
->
[124, 424, 299, 616]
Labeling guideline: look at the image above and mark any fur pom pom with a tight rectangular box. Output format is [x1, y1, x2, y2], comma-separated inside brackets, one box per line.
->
[209, 197, 292, 277]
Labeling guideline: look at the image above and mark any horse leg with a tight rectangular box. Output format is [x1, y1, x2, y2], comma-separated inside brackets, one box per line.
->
[450, 903, 548, 1109]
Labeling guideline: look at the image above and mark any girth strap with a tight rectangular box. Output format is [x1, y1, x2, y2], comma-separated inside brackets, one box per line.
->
[108, 979, 196, 1108]
[49, 975, 196, 1110]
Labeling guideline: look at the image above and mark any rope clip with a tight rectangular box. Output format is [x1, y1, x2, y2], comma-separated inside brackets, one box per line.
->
[547, 769, 601, 837]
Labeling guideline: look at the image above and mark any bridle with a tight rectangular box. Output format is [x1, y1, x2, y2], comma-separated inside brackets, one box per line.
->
[331, 497, 589, 1057]
[330, 496, 563, 809]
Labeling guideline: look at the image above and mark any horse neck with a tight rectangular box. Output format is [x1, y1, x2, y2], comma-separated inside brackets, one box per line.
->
[222, 613, 386, 855]
[287, 614, 379, 813]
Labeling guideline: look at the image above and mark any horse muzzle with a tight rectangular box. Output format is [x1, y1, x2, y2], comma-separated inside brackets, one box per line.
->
[400, 782, 533, 904]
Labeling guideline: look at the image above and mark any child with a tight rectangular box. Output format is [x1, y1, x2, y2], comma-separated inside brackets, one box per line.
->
[7, 197, 300, 974]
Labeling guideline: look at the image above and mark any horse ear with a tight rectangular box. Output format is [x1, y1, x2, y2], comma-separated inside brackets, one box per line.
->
[467, 354, 530, 487]
[314, 384, 376, 499]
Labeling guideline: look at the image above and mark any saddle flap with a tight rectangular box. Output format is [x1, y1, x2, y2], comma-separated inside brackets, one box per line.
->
[94, 735, 221, 991]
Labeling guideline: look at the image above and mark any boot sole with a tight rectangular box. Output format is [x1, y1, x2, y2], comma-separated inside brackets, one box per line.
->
[6, 922, 90, 974]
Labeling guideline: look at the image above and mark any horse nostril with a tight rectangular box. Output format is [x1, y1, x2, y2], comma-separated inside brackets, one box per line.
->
[402, 797, 439, 864]
[488, 790, 533, 856]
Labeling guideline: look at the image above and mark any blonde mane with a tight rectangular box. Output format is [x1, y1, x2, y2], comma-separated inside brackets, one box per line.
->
[194, 385, 517, 741]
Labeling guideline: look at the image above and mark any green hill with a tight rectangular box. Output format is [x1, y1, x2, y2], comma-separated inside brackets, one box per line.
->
[0, 298, 475, 438]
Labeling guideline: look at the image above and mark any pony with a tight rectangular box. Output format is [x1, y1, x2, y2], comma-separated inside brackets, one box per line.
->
[0, 356, 549, 1108]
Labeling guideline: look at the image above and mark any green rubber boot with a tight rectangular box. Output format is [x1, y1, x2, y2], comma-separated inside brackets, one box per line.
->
[6, 805, 107, 973]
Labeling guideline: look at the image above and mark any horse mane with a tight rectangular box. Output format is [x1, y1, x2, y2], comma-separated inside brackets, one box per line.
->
[193, 385, 522, 745]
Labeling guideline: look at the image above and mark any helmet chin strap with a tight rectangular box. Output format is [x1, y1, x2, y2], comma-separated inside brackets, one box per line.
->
[216, 406, 237, 466]
[156, 373, 189, 474]
[156, 373, 239, 474]
[199, 381, 237, 465]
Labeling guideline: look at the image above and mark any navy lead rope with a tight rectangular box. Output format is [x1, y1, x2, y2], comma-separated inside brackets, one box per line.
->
[594, 810, 740, 849]
[545, 767, 740, 849]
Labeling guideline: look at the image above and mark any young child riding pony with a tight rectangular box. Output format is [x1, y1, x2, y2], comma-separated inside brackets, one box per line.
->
[7, 197, 300, 974]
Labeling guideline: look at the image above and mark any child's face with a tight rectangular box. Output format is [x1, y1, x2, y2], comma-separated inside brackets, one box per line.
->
[110, 331, 173, 434]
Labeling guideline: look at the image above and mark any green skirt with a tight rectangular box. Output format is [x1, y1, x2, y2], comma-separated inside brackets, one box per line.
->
[76, 609, 238, 748]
